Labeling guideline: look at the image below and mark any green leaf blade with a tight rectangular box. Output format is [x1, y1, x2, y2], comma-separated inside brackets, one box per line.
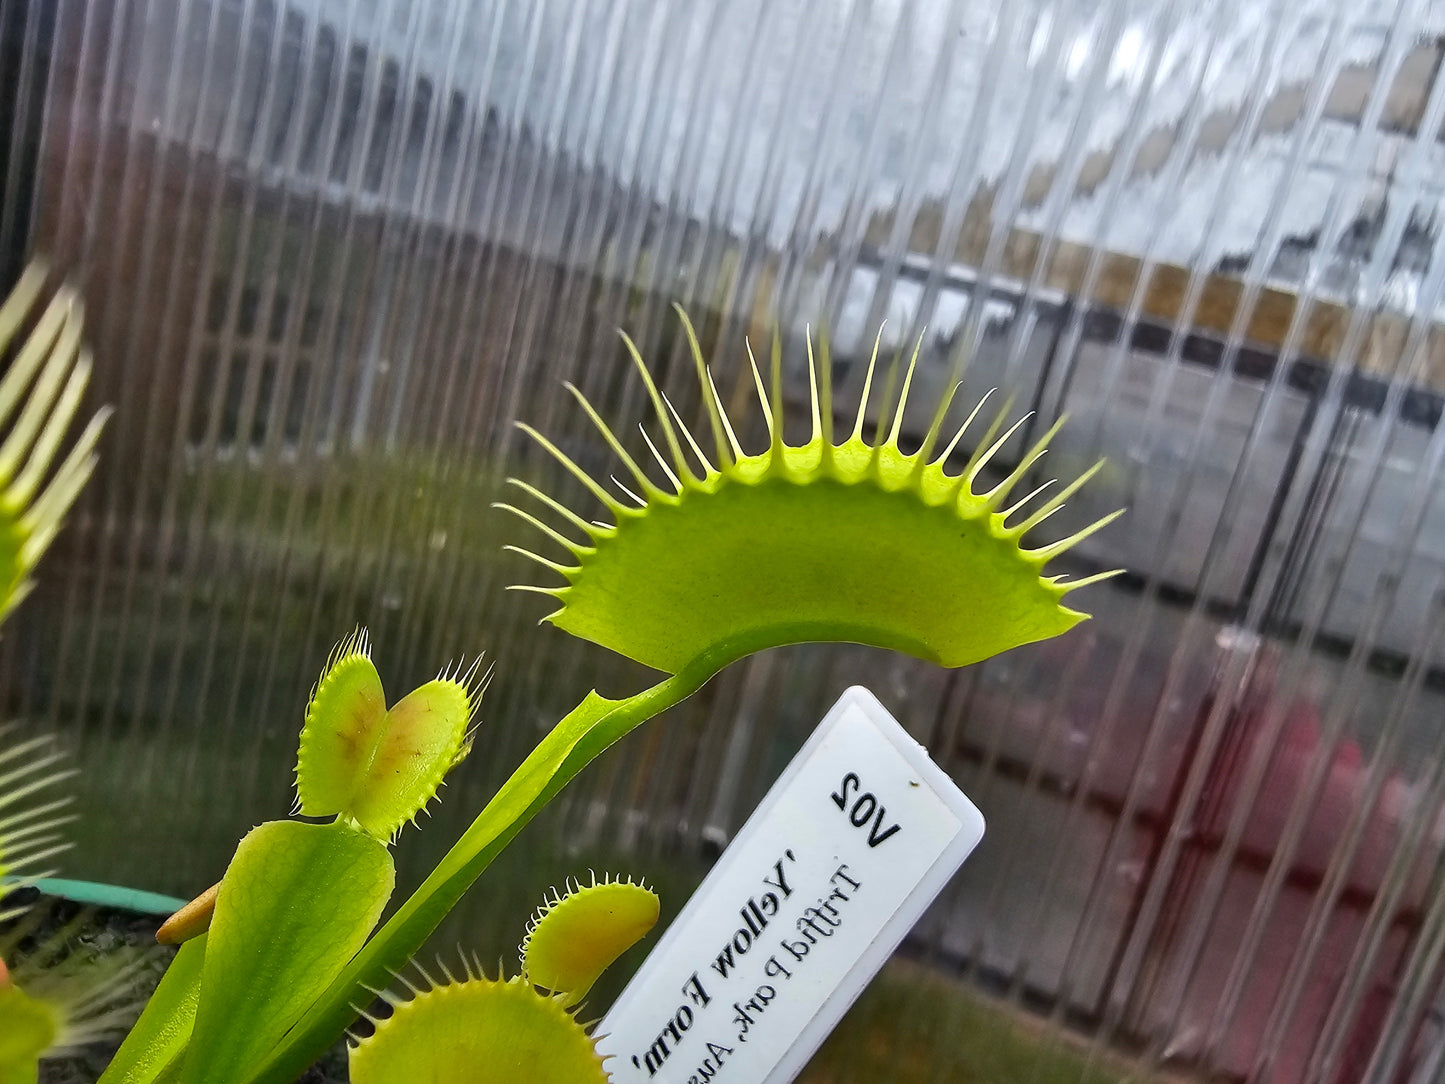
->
[181, 821, 393, 1084]
[98, 935, 207, 1084]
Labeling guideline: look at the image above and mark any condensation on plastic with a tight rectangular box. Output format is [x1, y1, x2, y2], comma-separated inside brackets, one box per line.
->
[5, 0, 1445, 1079]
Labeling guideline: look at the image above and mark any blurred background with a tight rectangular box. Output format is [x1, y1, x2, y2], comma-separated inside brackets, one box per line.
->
[6, 0, 1445, 1079]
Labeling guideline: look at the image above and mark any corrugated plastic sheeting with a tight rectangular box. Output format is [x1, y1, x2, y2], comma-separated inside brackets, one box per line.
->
[6, 0, 1445, 1078]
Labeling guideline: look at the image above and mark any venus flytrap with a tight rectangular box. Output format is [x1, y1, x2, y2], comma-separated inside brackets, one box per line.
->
[0, 969, 53, 1084]
[294, 628, 483, 841]
[504, 322, 1118, 672]
[0, 263, 130, 1081]
[112, 308, 1119, 1081]
[175, 641, 481, 1081]
[347, 875, 659, 1081]
[352, 974, 612, 1084]
[104, 639, 483, 1082]
[239, 310, 1121, 1083]
[520, 872, 661, 1009]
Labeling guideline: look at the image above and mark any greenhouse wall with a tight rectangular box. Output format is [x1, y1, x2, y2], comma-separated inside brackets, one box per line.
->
[6, 0, 1445, 1079]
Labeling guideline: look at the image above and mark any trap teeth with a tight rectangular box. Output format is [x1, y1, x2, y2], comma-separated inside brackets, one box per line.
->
[504, 309, 1123, 675]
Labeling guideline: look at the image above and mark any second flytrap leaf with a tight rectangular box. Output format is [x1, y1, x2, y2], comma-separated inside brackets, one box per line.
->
[521, 875, 658, 1007]
[181, 821, 394, 1083]
[295, 630, 480, 840]
[350, 976, 608, 1084]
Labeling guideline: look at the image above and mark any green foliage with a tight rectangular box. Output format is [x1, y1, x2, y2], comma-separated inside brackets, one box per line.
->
[294, 629, 483, 841]
[0, 258, 99, 923]
[248, 316, 1120, 1082]
[114, 310, 1122, 1082]
[294, 632, 386, 818]
[110, 637, 495, 1084]
[254, 677, 705, 1083]
[803, 960, 1129, 1084]
[178, 821, 393, 1083]
[520, 873, 659, 1008]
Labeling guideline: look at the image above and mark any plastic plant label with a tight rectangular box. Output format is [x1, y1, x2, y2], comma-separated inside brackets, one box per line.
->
[596, 686, 985, 1083]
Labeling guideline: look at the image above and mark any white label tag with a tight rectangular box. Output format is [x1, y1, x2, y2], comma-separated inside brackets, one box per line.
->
[596, 686, 985, 1084]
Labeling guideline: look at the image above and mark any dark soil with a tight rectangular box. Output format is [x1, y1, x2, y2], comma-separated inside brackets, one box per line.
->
[5, 890, 349, 1083]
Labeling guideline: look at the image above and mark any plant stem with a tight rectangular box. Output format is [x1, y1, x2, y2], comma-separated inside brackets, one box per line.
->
[251, 661, 716, 1083]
